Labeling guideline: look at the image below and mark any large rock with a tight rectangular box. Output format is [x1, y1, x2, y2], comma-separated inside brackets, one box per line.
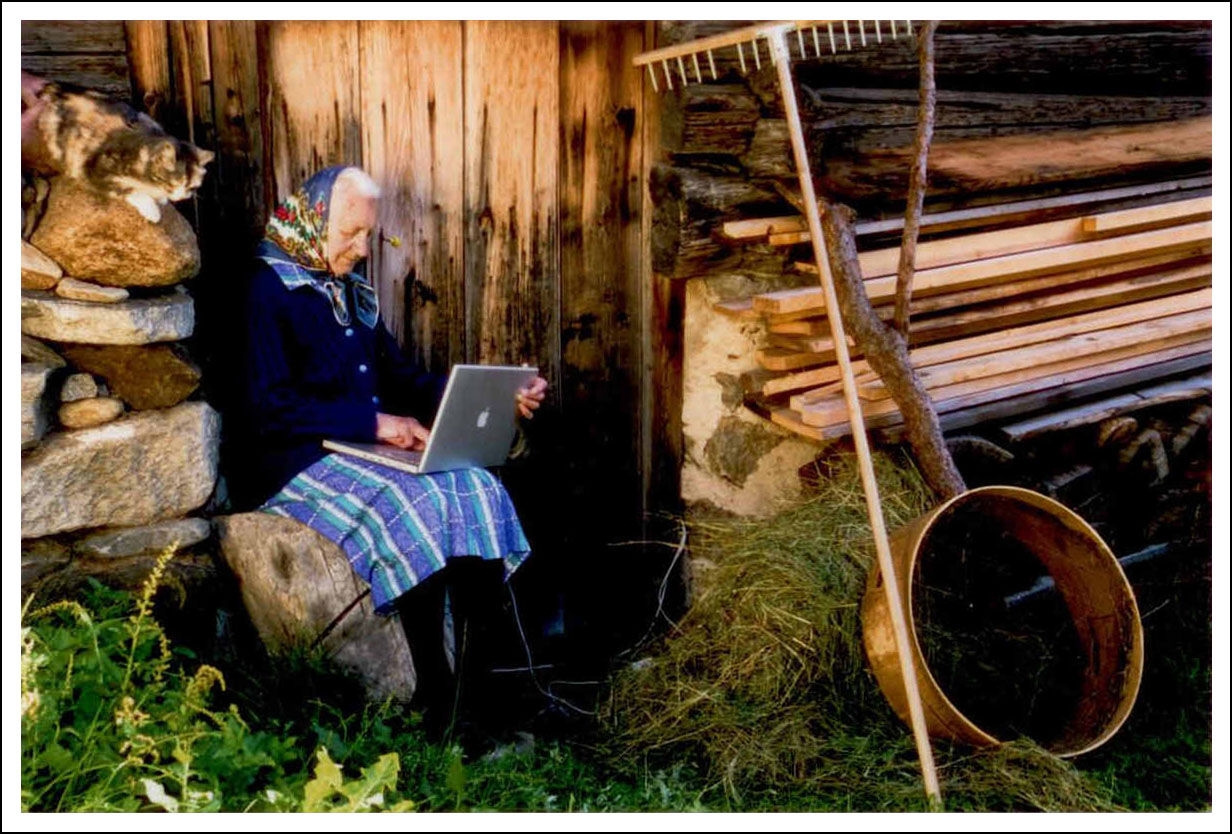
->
[29, 179, 200, 287]
[59, 343, 201, 409]
[21, 290, 194, 345]
[76, 518, 212, 560]
[216, 513, 417, 702]
[58, 396, 125, 429]
[21, 363, 57, 450]
[21, 401, 220, 538]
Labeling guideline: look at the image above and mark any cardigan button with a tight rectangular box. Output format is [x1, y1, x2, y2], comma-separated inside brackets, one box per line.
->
[345, 328, 354, 337]
[372, 396, 380, 405]
[358, 364, 368, 373]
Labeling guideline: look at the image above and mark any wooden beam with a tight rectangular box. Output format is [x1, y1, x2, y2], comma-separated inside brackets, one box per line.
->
[860, 307, 1211, 401]
[903, 260, 1211, 344]
[712, 298, 759, 320]
[775, 220, 1210, 315]
[768, 256, 1210, 339]
[858, 291, 1212, 399]
[856, 196, 1213, 280]
[998, 372, 1212, 442]
[721, 177, 1212, 245]
[821, 115, 1213, 203]
[800, 329, 1211, 428]
[809, 342, 1212, 439]
[1082, 195, 1212, 233]
[873, 352, 1212, 442]
[789, 288, 1212, 409]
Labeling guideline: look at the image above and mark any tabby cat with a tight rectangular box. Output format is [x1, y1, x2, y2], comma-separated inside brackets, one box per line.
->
[21, 72, 213, 223]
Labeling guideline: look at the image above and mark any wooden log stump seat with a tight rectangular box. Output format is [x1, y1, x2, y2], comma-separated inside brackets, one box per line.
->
[215, 512, 417, 702]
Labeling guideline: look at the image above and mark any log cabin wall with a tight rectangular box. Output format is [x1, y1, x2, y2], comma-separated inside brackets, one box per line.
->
[649, 20, 1212, 516]
[22, 21, 681, 615]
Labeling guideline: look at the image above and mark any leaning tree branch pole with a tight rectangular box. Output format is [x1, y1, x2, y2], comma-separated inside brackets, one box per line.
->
[893, 21, 938, 337]
[765, 27, 943, 807]
[821, 199, 966, 499]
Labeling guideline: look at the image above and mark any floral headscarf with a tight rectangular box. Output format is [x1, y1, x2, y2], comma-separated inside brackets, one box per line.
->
[256, 165, 379, 329]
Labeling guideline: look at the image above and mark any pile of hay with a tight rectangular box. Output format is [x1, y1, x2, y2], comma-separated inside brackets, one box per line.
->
[601, 447, 1120, 811]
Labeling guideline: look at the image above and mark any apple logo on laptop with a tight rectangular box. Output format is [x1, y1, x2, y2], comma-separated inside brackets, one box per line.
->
[476, 408, 490, 429]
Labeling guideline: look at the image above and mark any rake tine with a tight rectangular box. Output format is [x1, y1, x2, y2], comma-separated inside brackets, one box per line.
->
[647, 62, 659, 92]
[890, 19, 898, 39]
[796, 26, 806, 58]
[676, 55, 688, 86]
[827, 22, 836, 53]
[906, 19, 913, 36]
[812, 26, 821, 56]
[707, 49, 717, 80]
[859, 20, 867, 47]
[737, 41, 748, 73]
[662, 58, 672, 90]
[843, 20, 851, 49]
[875, 20, 882, 43]
[692, 52, 703, 83]
[752, 37, 762, 70]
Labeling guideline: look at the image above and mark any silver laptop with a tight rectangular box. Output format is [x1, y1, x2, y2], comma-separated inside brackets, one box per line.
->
[323, 364, 538, 474]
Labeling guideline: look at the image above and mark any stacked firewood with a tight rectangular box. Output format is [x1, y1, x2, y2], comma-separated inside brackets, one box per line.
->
[726, 184, 1212, 441]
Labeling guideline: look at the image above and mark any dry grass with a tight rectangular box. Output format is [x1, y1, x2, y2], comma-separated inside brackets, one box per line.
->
[600, 447, 1122, 811]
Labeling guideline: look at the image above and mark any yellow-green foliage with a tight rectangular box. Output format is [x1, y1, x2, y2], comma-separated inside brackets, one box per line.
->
[19, 547, 410, 813]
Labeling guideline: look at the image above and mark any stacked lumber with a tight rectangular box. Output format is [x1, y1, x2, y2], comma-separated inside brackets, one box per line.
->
[736, 193, 1213, 442]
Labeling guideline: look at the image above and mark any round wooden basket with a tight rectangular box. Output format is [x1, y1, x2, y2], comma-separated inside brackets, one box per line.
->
[862, 485, 1144, 757]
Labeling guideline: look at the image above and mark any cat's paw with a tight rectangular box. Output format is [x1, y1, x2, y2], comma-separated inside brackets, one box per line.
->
[126, 192, 162, 223]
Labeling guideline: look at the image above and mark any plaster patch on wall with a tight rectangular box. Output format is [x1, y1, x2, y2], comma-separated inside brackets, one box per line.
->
[680, 276, 825, 517]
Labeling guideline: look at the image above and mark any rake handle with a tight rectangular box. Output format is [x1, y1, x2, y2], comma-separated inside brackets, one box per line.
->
[765, 27, 943, 807]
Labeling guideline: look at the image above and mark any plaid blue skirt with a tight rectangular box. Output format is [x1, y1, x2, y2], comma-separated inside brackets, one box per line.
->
[261, 453, 530, 613]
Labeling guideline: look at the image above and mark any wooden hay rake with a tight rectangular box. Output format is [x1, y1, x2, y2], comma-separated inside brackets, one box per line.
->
[634, 19, 942, 805]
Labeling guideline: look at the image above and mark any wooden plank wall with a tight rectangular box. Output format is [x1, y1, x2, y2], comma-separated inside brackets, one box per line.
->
[22, 21, 679, 561]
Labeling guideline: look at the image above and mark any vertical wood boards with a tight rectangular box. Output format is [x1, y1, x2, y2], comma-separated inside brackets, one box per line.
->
[641, 22, 684, 516]
[125, 22, 173, 125]
[559, 21, 646, 540]
[259, 21, 362, 203]
[464, 21, 561, 391]
[115, 19, 661, 537]
[167, 21, 214, 230]
[208, 21, 266, 255]
[359, 21, 465, 369]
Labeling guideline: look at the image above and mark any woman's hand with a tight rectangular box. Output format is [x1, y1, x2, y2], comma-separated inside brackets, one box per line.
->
[376, 412, 430, 451]
[516, 376, 548, 420]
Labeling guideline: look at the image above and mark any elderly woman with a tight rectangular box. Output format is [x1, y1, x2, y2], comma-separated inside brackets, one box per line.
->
[235, 165, 546, 724]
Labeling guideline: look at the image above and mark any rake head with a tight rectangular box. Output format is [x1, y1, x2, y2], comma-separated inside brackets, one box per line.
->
[634, 20, 915, 91]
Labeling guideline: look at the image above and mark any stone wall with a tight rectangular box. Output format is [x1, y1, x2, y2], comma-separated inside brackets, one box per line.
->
[21, 179, 221, 604]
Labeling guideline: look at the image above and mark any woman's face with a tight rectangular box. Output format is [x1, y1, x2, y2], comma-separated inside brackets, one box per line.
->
[326, 180, 378, 276]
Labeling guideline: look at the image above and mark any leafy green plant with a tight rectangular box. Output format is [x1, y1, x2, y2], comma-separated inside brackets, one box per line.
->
[20, 552, 403, 813]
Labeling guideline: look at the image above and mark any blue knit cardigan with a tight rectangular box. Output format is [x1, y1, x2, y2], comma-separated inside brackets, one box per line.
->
[233, 261, 447, 509]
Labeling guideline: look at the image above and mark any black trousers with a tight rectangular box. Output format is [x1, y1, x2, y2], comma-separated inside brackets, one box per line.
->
[394, 557, 505, 725]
